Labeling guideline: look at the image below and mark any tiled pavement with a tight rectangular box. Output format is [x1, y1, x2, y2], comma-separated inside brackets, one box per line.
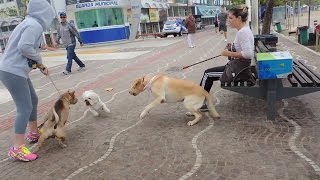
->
[0, 28, 320, 180]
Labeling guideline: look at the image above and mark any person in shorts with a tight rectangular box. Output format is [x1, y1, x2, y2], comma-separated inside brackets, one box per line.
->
[218, 5, 228, 41]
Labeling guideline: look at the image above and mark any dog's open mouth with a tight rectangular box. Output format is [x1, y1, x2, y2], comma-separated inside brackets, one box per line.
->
[84, 100, 91, 106]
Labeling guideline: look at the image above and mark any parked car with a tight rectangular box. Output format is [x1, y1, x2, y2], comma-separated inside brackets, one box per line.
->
[162, 20, 187, 37]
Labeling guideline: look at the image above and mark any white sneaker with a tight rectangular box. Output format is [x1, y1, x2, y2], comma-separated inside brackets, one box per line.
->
[62, 71, 70, 75]
[224, 39, 227, 42]
[77, 66, 86, 71]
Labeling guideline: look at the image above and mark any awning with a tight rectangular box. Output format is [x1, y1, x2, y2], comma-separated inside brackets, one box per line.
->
[142, 3, 151, 8]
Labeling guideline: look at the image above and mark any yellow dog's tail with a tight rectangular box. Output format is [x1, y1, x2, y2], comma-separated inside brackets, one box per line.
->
[204, 93, 220, 119]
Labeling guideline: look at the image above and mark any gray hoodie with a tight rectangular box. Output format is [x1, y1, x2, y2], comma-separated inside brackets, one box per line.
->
[0, 0, 55, 78]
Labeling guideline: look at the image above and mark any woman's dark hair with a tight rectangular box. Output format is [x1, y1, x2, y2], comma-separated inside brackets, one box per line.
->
[229, 5, 249, 22]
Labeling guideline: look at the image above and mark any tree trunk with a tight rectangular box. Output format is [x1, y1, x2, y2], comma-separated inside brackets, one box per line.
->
[262, 0, 275, 34]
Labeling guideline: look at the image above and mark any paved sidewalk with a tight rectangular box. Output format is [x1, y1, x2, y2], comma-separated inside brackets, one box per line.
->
[0, 28, 320, 180]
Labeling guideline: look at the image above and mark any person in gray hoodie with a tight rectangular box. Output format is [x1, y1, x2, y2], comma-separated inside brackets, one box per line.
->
[0, 0, 55, 162]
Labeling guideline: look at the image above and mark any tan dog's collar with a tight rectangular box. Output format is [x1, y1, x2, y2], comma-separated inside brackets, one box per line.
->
[143, 75, 158, 92]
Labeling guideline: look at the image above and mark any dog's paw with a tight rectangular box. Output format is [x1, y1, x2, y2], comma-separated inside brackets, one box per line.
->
[60, 143, 67, 148]
[185, 112, 194, 116]
[103, 106, 111, 113]
[187, 121, 196, 126]
[90, 110, 99, 117]
[140, 111, 148, 119]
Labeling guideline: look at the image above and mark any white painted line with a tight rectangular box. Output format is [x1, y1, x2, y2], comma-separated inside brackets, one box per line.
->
[279, 100, 320, 174]
[178, 90, 221, 180]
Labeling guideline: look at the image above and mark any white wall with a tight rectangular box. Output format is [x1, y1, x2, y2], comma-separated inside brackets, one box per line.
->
[51, 0, 67, 17]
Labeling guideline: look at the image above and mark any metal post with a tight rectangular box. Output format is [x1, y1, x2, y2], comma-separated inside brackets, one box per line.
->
[298, 0, 300, 26]
[308, 0, 311, 27]
[251, 0, 259, 35]
[292, 1, 295, 28]
[245, 0, 251, 26]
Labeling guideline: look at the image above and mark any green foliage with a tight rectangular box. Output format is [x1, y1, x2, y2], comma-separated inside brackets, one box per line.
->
[231, 0, 245, 5]
[0, 7, 18, 17]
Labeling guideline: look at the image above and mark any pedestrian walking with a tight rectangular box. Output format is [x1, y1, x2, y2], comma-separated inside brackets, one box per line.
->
[218, 5, 228, 41]
[214, 14, 219, 33]
[55, 12, 85, 75]
[185, 13, 196, 48]
[0, 0, 55, 162]
[199, 5, 255, 111]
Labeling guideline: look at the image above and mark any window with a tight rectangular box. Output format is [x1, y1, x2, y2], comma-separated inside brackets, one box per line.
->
[0, 0, 4, 4]
[8, 25, 16, 31]
[7, 0, 14, 2]
[75, 8, 124, 29]
[0, 26, 8, 32]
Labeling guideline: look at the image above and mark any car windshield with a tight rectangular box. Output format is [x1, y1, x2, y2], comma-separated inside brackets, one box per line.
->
[165, 21, 176, 25]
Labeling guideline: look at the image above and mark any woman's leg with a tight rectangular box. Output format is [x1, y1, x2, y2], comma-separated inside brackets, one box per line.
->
[0, 71, 32, 147]
[27, 78, 38, 133]
[200, 65, 225, 93]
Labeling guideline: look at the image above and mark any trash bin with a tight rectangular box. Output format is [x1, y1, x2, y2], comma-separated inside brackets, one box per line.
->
[297, 26, 309, 45]
[275, 22, 282, 33]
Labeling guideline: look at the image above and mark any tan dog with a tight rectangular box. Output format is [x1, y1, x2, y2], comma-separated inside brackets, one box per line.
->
[129, 74, 220, 126]
[34, 90, 78, 152]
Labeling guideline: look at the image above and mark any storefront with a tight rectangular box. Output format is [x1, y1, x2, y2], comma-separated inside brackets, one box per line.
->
[139, 0, 169, 34]
[67, 0, 130, 44]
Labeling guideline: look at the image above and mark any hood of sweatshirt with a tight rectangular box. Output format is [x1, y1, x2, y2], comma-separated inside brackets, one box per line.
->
[27, 0, 56, 30]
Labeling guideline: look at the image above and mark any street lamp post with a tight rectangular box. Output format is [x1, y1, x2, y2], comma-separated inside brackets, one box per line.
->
[308, 0, 311, 27]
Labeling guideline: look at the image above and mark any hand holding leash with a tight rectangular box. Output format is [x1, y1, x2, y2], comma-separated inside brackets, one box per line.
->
[182, 55, 222, 69]
[38, 64, 49, 76]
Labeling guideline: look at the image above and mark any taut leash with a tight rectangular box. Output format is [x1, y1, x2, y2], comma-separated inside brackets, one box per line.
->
[47, 74, 61, 96]
[182, 55, 222, 70]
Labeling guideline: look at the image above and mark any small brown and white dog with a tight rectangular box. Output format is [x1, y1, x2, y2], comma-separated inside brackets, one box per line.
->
[82, 90, 110, 117]
[129, 74, 220, 126]
[34, 90, 78, 152]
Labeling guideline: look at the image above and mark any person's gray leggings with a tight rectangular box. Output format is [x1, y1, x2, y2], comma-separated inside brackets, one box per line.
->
[0, 71, 38, 134]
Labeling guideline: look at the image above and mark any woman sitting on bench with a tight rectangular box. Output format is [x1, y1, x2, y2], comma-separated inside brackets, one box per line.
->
[199, 5, 255, 111]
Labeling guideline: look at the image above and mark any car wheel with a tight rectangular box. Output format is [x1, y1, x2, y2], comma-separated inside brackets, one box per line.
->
[173, 34, 177, 37]
[163, 34, 167, 38]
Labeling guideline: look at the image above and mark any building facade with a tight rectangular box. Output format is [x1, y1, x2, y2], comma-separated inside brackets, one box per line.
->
[66, 0, 132, 44]
[139, 0, 169, 34]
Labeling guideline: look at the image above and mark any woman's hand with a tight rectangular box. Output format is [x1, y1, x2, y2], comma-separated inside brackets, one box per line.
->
[38, 64, 49, 76]
[221, 49, 230, 56]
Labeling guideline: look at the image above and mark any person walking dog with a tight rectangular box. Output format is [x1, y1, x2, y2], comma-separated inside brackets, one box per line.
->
[0, 0, 55, 162]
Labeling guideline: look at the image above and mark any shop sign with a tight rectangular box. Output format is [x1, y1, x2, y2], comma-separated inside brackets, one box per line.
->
[196, 5, 220, 17]
[76, 0, 118, 9]
[149, 9, 159, 22]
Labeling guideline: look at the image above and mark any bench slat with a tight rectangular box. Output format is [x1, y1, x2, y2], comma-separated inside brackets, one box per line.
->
[287, 74, 298, 87]
[257, 41, 269, 52]
[296, 61, 320, 86]
[292, 66, 313, 87]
